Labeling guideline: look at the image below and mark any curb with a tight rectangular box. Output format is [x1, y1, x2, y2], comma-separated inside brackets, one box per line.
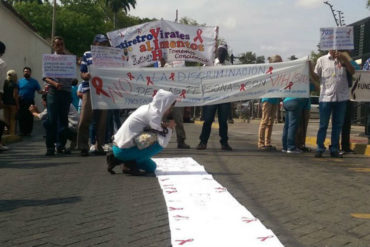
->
[2, 134, 22, 145]
[305, 136, 370, 156]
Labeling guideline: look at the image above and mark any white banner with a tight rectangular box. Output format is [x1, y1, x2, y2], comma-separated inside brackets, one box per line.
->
[155, 157, 284, 247]
[107, 20, 217, 67]
[351, 71, 370, 102]
[42, 54, 76, 78]
[319, 26, 354, 51]
[89, 58, 310, 109]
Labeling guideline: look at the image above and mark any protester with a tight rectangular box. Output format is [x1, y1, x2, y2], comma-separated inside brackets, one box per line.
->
[29, 94, 79, 152]
[257, 55, 281, 151]
[160, 57, 190, 149]
[17, 67, 43, 136]
[0, 41, 8, 151]
[363, 57, 370, 71]
[2, 70, 19, 135]
[43, 36, 73, 155]
[197, 45, 232, 151]
[106, 89, 176, 175]
[311, 50, 355, 158]
[77, 34, 109, 156]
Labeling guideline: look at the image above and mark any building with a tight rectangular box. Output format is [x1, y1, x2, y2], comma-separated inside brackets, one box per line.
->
[349, 16, 370, 65]
[0, 0, 51, 108]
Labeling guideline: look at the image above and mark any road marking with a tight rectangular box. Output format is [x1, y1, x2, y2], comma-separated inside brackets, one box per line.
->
[348, 168, 370, 173]
[351, 213, 370, 219]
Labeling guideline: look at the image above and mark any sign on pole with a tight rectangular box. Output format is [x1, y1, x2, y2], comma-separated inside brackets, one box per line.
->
[319, 26, 354, 51]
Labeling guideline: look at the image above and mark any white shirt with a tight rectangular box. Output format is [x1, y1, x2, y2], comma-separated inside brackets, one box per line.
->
[113, 89, 176, 149]
[314, 53, 349, 102]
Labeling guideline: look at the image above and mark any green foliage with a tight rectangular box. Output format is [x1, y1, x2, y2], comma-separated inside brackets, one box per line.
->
[238, 52, 256, 64]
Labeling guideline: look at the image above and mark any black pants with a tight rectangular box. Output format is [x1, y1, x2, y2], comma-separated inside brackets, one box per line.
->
[18, 99, 34, 135]
[341, 100, 352, 151]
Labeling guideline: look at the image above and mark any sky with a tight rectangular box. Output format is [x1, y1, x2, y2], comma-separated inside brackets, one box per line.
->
[129, 0, 370, 60]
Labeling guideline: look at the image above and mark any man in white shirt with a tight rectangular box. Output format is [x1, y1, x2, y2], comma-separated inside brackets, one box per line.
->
[311, 50, 354, 158]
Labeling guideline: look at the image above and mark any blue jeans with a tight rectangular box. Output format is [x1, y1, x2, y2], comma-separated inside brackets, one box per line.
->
[112, 142, 163, 173]
[282, 99, 303, 151]
[199, 103, 230, 145]
[316, 101, 347, 152]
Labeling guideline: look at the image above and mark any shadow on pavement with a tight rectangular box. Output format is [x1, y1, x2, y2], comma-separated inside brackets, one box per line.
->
[0, 161, 78, 169]
[0, 196, 81, 212]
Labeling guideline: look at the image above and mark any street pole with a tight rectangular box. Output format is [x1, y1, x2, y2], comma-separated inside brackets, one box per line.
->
[51, 0, 56, 49]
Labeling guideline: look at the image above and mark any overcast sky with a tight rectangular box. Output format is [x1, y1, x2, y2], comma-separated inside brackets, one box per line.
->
[129, 0, 370, 60]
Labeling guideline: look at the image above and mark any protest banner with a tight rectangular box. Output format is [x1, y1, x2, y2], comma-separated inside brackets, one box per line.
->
[319, 26, 354, 51]
[106, 20, 217, 67]
[351, 71, 370, 102]
[42, 54, 76, 78]
[89, 57, 310, 110]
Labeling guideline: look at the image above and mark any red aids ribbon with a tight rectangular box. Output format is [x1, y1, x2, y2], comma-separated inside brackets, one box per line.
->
[180, 90, 186, 99]
[193, 29, 203, 43]
[266, 66, 273, 74]
[127, 72, 134, 80]
[169, 207, 184, 211]
[242, 217, 257, 223]
[169, 72, 175, 81]
[257, 235, 274, 242]
[240, 83, 246, 91]
[166, 190, 177, 194]
[146, 76, 154, 86]
[284, 81, 294, 90]
[152, 89, 158, 97]
[175, 239, 194, 245]
[91, 77, 110, 97]
[173, 215, 189, 220]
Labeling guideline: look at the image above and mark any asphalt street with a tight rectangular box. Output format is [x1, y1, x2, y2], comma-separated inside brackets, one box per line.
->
[1, 120, 370, 247]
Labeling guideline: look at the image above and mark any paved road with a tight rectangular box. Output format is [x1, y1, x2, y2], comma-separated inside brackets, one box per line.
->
[1, 120, 369, 246]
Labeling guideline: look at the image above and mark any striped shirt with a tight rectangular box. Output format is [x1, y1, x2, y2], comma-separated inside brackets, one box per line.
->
[80, 50, 93, 92]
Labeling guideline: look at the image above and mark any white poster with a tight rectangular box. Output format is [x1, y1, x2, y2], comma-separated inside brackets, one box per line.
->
[42, 54, 76, 78]
[351, 71, 370, 102]
[107, 20, 217, 67]
[89, 57, 310, 109]
[319, 26, 354, 51]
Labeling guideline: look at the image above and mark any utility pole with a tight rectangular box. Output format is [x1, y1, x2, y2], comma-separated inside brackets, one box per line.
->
[323, 1, 339, 26]
[51, 0, 56, 49]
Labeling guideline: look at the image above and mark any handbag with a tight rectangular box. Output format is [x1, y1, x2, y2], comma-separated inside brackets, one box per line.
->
[134, 126, 168, 150]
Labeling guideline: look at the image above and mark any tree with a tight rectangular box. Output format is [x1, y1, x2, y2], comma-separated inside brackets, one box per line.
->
[239, 52, 256, 64]
[105, 0, 136, 29]
[288, 55, 298, 61]
[256, 56, 265, 64]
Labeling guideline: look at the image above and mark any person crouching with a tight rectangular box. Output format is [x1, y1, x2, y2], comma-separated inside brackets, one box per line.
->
[106, 89, 176, 175]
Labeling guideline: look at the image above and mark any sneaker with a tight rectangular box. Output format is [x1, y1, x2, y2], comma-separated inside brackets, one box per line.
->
[80, 149, 89, 156]
[221, 143, 232, 151]
[330, 151, 343, 158]
[0, 145, 9, 151]
[281, 149, 287, 153]
[315, 151, 324, 158]
[103, 144, 112, 152]
[122, 161, 146, 176]
[89, 145, 96, 153]
[287, 149, 302, 154]
[341, 149, 355, 155]
[196, 143, 207, 150]
[57, 147, 71, 155]
[177, 142, 190, 149]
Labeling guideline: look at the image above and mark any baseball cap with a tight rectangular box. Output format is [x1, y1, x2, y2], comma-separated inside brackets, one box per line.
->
[93, 34, 108, 44]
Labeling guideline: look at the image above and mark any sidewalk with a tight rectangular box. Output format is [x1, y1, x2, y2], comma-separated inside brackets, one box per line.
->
[194, 118, 370, 156]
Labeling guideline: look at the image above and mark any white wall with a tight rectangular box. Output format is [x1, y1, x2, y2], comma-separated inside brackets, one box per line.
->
[0, 2, 51, 110]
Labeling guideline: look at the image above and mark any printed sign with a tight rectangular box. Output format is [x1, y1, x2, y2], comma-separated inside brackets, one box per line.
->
[90, 46, 128, 68]
[89, 57, 310, 109]
[351, 71, 370, 102]
[319, 26, 354, 51]
[42, 54, 76, 78]
[107, 20, 217, 67]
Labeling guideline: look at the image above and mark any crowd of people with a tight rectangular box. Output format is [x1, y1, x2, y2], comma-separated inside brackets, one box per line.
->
[0, 36, 369, 175]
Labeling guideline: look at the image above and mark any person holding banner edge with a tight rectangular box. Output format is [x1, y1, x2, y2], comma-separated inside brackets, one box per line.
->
[77, 34, 109, 156]
[311, 50, 355, 158]
[197, 45, 232, 151]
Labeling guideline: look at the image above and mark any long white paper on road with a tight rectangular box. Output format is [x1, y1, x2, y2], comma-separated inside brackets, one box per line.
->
[154, 157, 284, 247]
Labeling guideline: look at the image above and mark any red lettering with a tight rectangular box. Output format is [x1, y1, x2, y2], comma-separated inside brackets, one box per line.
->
[152, 49, 162, 61]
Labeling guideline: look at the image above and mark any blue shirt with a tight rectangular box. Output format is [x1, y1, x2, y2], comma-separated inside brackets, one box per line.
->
[363, 58, 370, 71]
[18, 77, 41, 102]
[80, 51, 93, 92]
[71, 84, 79, 110]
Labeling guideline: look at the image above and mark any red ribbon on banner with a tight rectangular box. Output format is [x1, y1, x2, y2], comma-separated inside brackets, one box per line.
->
[169, 207, 184, 211]
[146, 76, 154, 86]
[257, 235, 274, 242]
[284, 81, 294, 90]
[127, 72, 134, 80]
[193, 29, 203, 43]
[169, 72, 175, 81]
[240, 83, 246, 91]
[179, 90, 186, 98]
[91, 77, 110, 97]
[175, 239, 194, 245]
[266, 66, 273, 74]
[152, 89, 158, 97]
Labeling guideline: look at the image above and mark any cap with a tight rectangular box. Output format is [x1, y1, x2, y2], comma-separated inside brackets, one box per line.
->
[93, 34, 108, 44]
